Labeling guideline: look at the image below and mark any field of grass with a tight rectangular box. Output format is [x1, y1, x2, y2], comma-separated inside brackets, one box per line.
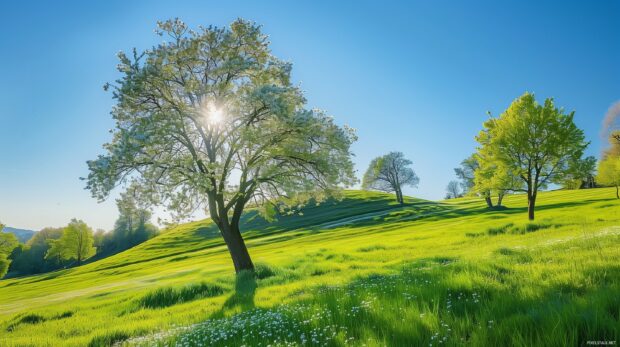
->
[1, 188, 619, 346]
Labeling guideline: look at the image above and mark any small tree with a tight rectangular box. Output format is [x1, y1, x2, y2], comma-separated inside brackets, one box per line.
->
[561, 156, 597, 189]
[476, 92, 588, 220]
[85, 19, 356, 273]
[597, 156, 620, 198]
[46, 219, 96, 265]
[445, 181, 461, 199]
[362, 152, 419, 204]
[0, 224, 19, 278]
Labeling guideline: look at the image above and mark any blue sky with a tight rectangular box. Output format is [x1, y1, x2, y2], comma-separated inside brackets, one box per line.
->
[0, 1, 618, 231]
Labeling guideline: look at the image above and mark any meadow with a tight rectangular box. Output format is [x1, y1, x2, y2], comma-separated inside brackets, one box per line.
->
[1, 188, 619, 346]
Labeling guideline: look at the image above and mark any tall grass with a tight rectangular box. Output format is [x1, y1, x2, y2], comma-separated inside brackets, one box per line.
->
[1, 188, 619, 346]
[139, 283, 224, 308]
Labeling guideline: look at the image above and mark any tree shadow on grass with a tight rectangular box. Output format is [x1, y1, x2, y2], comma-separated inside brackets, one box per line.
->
[209, 270, 257, 319]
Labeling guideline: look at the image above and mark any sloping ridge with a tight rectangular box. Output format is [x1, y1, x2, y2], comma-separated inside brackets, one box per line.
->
[86, 190, 440, 272]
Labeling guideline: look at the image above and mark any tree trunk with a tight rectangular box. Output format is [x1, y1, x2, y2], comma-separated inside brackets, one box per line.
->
[496, 191, 504, 207]
[484, 196, 493, 208]
[527, 192, 536, 220]
[220, 224, 254, 273]
[398, 188, 404, 204]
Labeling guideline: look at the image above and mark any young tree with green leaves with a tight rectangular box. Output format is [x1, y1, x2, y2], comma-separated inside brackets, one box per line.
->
[46, 219, 96, 266]
[362, 152, 419, 204]
[0, 223, 19, 278]
[85, 19, 356, 273]
[476, 92, 588, 220]
[597, 156, 620, 198]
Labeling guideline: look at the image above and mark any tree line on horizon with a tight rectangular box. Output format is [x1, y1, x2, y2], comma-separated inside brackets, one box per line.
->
[0, 190, 158, 279]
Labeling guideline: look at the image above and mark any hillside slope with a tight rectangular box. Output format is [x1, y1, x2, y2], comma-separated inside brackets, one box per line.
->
[1, 189, 619, 346]
[2, 227, 36, 243]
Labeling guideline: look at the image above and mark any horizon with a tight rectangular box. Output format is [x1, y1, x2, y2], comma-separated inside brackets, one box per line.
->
[1, 0, 618, 231]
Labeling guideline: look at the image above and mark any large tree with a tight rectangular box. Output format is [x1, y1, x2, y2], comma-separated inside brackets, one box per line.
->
[362, 152, 419, 204]
[85, 19, 356, 273]
[476, 92, 588, 220]
[46, 219, 96, 266]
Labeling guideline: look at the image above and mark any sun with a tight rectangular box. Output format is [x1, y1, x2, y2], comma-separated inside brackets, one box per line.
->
[201, 101, 224, 125]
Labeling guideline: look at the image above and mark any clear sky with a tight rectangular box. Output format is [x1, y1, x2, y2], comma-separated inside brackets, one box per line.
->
[1, 0, 618, 231]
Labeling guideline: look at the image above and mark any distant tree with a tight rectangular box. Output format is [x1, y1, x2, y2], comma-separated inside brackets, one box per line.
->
[603, 130, 620, 159]
[95, 188, 159, 257]
[454, 154, 478, 194]
[445, 181, 461, 199]
[84, 19, 356, 273]
[561, 156, 597, 190]
[476, 92, 588, 220]
[597, 156, 620, 198]
[0, 224, 19, 278]
[9, 227, 64, 275]
[362, 152, 419, 204]
[46, 219, 96, 265]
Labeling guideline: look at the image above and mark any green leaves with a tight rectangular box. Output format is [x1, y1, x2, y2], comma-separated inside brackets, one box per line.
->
[46, 219, 96, 265]
[85, 18, 357, 226]
[476, 92, 588, 191]
[475, 92, 589, 218]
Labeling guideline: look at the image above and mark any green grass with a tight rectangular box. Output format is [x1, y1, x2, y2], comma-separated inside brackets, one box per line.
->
[1, 189, 619, 346]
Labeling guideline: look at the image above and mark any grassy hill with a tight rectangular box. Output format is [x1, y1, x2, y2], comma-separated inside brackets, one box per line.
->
[0, 189, 619, 346]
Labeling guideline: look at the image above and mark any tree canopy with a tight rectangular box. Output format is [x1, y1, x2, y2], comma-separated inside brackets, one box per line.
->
[362, 152, 419, 204]
[597, 156, 620, 198]
[0, 224, 19, 278]
[46, 219, 96, 265]
[85, 19, 356, 272]
[475, 92, 588, 220]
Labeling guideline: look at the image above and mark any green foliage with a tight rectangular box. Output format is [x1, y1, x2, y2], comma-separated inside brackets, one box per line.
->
[95, 189, 158, 258]
[362, 151, 419, 203]
[597, 156, 620, 196]
[85, 18, 356, 272]
[0, 257, 9, 278]
[46, 219, 96, 265]
[476, 92, 588, 219]
[0, 231, 18, 256]
[561, 155, 597, 189]
[0, 229, 19, 278]
[9, 227, 64, 275]
[139, 283, 224, 308]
